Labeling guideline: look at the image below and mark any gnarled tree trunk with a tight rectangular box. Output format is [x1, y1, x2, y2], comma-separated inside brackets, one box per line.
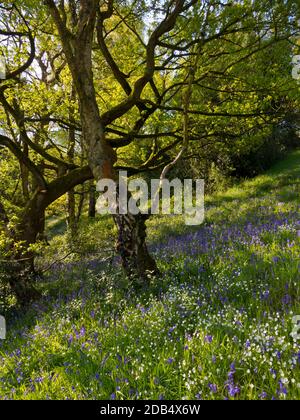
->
[46, 0, 158, 287]
[113, 211, 158, 284]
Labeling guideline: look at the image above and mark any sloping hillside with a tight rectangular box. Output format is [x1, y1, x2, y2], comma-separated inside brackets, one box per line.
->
[0, 151, 300, 400]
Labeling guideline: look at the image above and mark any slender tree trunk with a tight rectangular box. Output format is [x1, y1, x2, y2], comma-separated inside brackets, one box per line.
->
[88, 181, 96, 218]
[75, 185, 85, 226]
[66, 85, 78, 238]
[67, 189, 76, 236]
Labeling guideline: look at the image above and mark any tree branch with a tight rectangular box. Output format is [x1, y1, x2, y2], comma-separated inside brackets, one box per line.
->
[0, 134, 47, 190]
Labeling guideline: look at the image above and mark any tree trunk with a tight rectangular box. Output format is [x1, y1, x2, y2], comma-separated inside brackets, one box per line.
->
[75, 184, 85, 226]
[112, 188, 159, 284]
[88, 181, 96, 218]
[66, 84, 78, 239]
[67, 188, 77, 237]
[113, 211, 158, 284]
[45, 2, 158, 286]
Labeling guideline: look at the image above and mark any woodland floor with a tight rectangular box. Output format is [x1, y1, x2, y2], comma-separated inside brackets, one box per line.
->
[0, 151, 300, 400]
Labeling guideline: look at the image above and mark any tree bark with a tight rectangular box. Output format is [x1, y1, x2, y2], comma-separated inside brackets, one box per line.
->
[75, 184, 85, 225]
[88, 181, 96, 218]
[66, 84, 78, 238]
[20, 143, 30, 201]
[67, 189, 76, 236]
[113, 211, 158, 284]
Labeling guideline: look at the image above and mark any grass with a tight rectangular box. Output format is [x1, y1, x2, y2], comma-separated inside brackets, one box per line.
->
[0, 151, 300, 400]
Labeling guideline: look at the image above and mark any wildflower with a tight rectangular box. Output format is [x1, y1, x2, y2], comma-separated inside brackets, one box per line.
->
[230, 363, 236, 372]
[168, 326, 176, 335]
[208, 383, 217, 393]
[225, 363, 240, 398]
[129, 389, 137, 397]
[261, 290, 270, 300]
[259, 391, 267, 400]
[282, 294, 291, 306]
[228, 384, 240, 397]
[277, 380, 288, 396]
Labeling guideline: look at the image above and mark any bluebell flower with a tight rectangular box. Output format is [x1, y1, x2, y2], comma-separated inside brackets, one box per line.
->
[208, 383, 217, 393]
[259, 391, 267, 400]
